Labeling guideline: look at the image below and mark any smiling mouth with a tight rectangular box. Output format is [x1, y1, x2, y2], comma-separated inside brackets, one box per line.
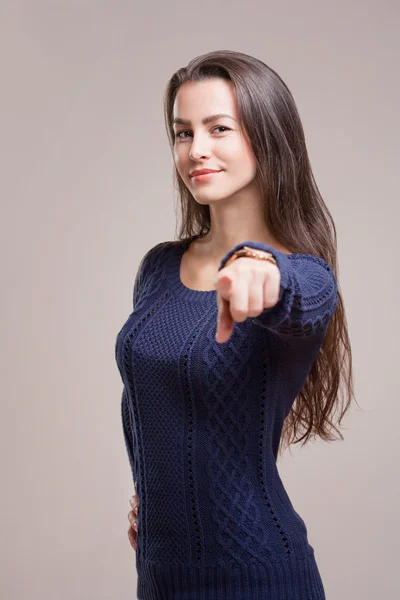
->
[191, 171, 223, 182]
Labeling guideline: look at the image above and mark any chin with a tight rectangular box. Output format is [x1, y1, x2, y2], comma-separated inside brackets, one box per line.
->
[193, 191, 228, 204]
[191, 196, 214, 206]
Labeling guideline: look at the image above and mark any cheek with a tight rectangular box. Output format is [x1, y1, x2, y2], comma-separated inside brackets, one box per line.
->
[227, 145, 256, 177]
[223, 138, 254, 165]
[173, 148, 187, 176]
[173, 146, 182, 165]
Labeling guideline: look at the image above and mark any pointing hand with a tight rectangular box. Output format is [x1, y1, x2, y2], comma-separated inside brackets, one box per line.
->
[214, 256, 281, 343]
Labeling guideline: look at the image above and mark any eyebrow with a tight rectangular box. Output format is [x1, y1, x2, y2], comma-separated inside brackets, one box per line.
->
[172, 113, 236, 126]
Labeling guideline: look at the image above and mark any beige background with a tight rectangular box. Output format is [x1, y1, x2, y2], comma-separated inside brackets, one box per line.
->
[1, 1, 399, 598]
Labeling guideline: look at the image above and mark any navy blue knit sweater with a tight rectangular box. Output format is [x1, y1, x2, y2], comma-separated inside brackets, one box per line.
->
[115, 238, 338, 600]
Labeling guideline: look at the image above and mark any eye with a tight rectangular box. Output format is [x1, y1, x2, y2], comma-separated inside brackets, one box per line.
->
[213, 126, 230, 134]
[174, 126, 230, 139]
[174, 130, 190, 139]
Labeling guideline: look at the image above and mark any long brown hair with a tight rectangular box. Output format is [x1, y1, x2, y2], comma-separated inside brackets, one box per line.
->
[163, 49, 358, 456]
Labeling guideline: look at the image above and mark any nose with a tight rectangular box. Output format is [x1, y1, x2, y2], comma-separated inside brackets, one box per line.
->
[188, 133, 212, 161]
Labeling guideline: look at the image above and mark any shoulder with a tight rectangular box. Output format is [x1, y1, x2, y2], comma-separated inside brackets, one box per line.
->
[137, 239, 186, 278]
[132, 240, 177, 307]
[139, 240, 174, 269]
[138, 236, 203, 273]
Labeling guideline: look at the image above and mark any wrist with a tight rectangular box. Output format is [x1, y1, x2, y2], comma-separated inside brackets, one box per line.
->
[223, 245, 278, 269]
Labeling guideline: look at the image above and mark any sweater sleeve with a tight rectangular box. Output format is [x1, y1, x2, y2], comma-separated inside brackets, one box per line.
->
[119, 248, 149, 493]
[121, 387, 138, 492]
[218, 240, 338, 339]
[120, 241, 170, 491]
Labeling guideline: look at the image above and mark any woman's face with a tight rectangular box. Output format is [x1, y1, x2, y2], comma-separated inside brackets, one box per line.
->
[172, 78, 258, 205]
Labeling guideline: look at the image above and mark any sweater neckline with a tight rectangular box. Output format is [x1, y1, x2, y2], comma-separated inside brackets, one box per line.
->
[168, 240, 218, 303]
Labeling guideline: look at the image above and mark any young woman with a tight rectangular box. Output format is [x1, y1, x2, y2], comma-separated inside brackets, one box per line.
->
[116, 49, 355, 599]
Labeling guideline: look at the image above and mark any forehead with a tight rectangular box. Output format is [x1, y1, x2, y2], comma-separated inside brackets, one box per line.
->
[172, 79, 238, 120]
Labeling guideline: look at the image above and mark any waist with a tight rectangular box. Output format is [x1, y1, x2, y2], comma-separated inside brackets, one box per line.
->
[135, 552, 326, 600]
[135, 496, 315, 566]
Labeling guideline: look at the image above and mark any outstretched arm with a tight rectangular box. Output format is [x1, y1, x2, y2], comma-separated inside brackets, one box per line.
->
[216, 240, 338, 341]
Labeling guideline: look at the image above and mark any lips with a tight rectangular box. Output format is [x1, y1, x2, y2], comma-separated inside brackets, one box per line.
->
[190, 169, 222, 177]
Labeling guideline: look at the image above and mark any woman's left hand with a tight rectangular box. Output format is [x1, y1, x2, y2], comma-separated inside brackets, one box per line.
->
[214, 256, 281, 343]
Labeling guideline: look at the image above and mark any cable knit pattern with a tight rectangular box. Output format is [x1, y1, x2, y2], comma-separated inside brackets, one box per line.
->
[115, 238, 337, 599]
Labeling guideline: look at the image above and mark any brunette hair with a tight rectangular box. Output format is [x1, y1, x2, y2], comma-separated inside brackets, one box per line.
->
[163, 49, 357, 456]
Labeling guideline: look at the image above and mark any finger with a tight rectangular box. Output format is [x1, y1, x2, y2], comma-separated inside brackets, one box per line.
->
[129, 500, 138, 515]
[216, 273, 242, 343]
[216, 295, 234, 343]
[262, 269, 280, 308]
[216, 273, 234, 322]
[128, 510, 138, 530]
[128, 526, 137, 550]
[129, 494, 139, 514]
[247, 271, 266, 317]
[222, 269, 249, 324]
[215, 288, 233, 343]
